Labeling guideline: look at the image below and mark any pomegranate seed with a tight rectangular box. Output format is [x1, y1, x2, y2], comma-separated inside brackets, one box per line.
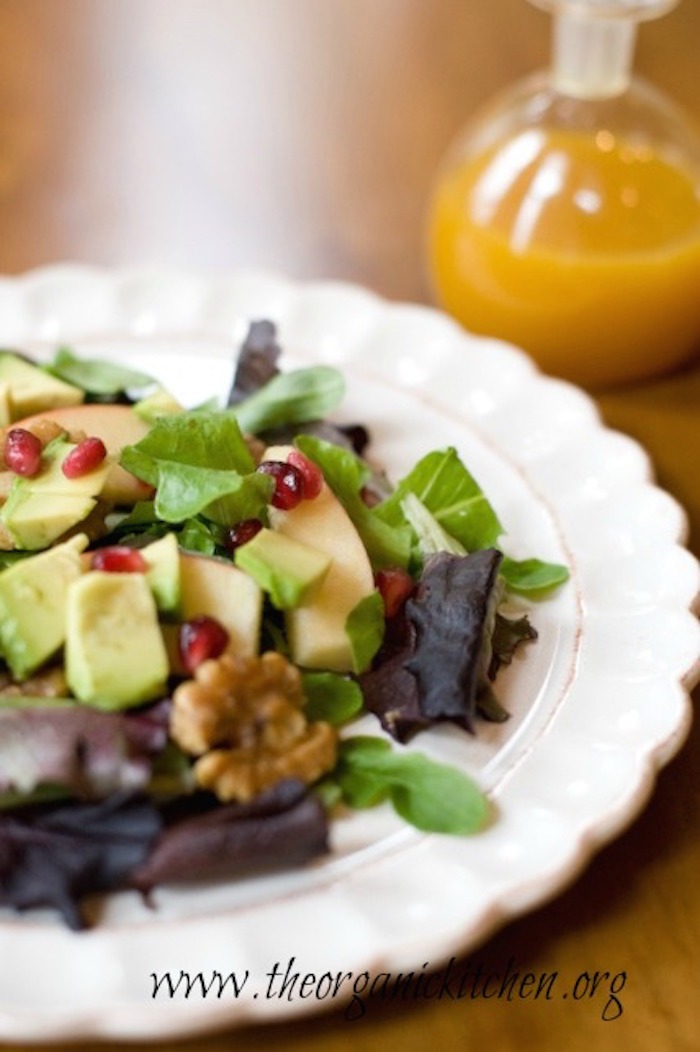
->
[62, 436, 107, 479]
[376, 568, 415, 618]
[91, 546, 148, 573]
[256, 460, 305, 510]
[288, 449, 324, 500]
[4, 428, 43, 477]
[225, 517, 263, 554]
[179, 615, 230, 674]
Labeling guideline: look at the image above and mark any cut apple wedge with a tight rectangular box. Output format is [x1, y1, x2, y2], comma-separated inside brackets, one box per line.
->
[15, 403, 153, 506]
[264, 444, 376, 671]
[176, 551, 263, 663]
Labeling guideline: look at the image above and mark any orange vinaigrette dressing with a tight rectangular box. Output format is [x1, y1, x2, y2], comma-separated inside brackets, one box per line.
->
[428, 127, 700, 387]
[427, 0, 700, 388]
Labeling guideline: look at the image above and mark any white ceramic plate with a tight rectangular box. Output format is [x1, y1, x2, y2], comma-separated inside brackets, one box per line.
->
[0, 265, 697, 1043]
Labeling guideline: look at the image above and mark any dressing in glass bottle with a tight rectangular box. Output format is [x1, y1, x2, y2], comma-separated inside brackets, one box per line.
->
[427, 0, 700, 387]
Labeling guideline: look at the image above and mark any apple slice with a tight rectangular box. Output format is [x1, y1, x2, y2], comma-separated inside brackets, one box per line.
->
[263, 444, 375, 671]
[177, 551, 263, 660]
[14, 403, 153, 506]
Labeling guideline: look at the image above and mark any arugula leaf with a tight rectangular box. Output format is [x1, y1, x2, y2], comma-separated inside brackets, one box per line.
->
[232, 366, 345, 434]
[345, 591, 385, 674]
[120, 411, 272, 524]
[500, 557, 569, 595]
[301, 672, 364, 725]
[376, 447, 502, 552]
[46, 346, 155, 395]
[295, 435, 411, 569]
[334, 737, 490, 834]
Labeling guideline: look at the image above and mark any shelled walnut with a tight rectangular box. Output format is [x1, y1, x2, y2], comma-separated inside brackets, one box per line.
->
[0, 664, 69, 698]
[171, 651, 338, 802]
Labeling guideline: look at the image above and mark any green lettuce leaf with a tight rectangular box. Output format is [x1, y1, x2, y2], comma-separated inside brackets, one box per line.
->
[334, 737, 490, 834]
[46, 346, 156, 395]
[301, 672, 364, 725]
[376, 447, 502, 552]
[400, 493, 467, 558]
[177, 518, 220, 555]
[345, 591, 385, 674]
[120, 411, 272, 524]
[499, 557, 569, 596]
[232, 366, 345, 434]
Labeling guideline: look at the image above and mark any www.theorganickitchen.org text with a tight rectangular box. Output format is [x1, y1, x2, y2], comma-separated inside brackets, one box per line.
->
[150, 955, 626, 1022]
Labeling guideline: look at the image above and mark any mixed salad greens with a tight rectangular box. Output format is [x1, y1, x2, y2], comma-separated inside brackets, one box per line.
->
[0, 323, 568, 929]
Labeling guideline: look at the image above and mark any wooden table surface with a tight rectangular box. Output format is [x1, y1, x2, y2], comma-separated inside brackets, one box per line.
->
[0, 1, 699, 1050]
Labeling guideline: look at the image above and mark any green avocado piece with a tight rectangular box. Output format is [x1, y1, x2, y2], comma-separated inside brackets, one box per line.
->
[234, 526, 331, 610]
[142, 531, 181, 614]
[65, 571, 169, 709]
[0, 534, 88, 680]
[0, 351, 83, 419]
[0, 438, 112, 550]
[132, 386, 184, 423]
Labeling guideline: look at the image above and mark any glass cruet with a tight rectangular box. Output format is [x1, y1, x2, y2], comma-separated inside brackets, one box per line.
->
[426, 0, 700, 388]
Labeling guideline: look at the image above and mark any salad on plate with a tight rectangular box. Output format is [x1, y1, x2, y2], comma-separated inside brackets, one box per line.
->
[0, 321, 568, 929]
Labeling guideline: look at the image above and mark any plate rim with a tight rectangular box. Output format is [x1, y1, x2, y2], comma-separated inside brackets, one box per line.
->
[0, 262, 697, 1042]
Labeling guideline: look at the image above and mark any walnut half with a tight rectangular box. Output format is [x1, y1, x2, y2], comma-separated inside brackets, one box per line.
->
[170, 651, 337, 803]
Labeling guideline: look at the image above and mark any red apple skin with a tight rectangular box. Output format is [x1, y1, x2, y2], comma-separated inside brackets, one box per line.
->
[14, 403, 153, 505]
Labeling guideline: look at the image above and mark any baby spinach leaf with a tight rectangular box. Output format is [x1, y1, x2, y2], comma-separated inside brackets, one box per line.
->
[46, 346, 156, 395]
[301, 672, 364, 725]
[345, 591, 386, 674]
[335, 737, 489, 835]
[232, 366, 345, 434]
[499, 556, 569, 595]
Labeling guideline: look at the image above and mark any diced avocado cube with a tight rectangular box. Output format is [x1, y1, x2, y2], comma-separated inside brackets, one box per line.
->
[1, 491, 97, 551]
[0, 534, 88, 679]
[142, 532, 181, 613]
[234, 526, 331, 610]
[0, 438, 112, 550]
[0, 351, 83, 419]
[132, 386, 184, 423]
[65, 571, 169, 709]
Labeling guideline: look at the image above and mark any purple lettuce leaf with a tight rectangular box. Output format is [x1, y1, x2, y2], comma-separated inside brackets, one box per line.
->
[227, 320, 281, 406]
[357, 615, 427, 742]
[0, 699, 172, 799]
[132, 778, 329, 891]
[362, 550, 536, 741]
[0, 792, 162, 929]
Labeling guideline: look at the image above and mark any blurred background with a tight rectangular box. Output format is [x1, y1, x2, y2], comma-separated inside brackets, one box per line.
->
[0, 0, 697, 305]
